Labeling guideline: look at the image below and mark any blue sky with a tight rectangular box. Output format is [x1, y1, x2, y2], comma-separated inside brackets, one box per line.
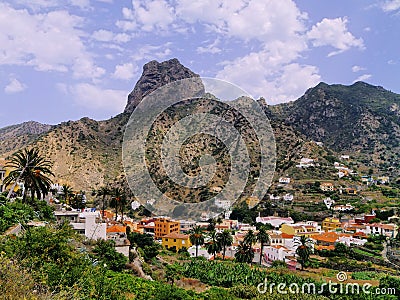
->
[0, 0, 399, 128]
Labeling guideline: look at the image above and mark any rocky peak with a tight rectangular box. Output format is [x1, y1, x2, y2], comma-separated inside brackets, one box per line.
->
[124, 58, 199, 114]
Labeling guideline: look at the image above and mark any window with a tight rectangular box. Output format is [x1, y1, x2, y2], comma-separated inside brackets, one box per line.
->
[165, 238, 168, 241]
[174, 239, 176, 242]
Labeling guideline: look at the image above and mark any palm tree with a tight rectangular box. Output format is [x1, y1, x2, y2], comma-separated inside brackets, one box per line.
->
[61, 184, 74, 205]
[257, 226, 270, 265]
[118, 192, 128, 221]
[92, 186, 110, 219]
[4, 148, 54, 202]
[189, 226, 205, 257]
[294, 235, 313, 270]
[235, 241, 254, 264]
[110, 187, 123, 221]
[243, 230, 257, 246]
[205, 230, 222, 258]
[216, 229, 233, 260]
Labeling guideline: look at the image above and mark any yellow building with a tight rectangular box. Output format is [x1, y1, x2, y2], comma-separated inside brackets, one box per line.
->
[161, 232, 191, 251]
[322, 217, 342, 232]
[154, 217, 180, 239]
[280, 223, 320, 238]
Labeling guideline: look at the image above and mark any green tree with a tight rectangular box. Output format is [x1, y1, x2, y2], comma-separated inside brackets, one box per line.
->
[235, 241, 254, 263]
[205, 230, 222, 258]
[243, 230, 257, 246]
[216, 229, 233, 260]
[294, 235, 313, 270]
[165, 263, 182, 287]
[143, 244, 159, 262]
[61, 184, 74, 205]
[4, 148, 54, 202]
[92, 239, 128, 271]
[256, 226, 270, 265]
[190, 225, 205, 258]
[92, 186, 110, 219]
[110, 187, 125, 220]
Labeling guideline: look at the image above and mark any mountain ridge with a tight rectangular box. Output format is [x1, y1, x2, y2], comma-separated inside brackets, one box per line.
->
[1, 58, 399, 193]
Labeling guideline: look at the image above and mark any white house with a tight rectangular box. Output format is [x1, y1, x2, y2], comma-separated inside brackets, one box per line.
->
[333, 203, 354, 212]
[131, 200, 141, 210]
[70, 211, 106, 240]
[255, 216, 294, 229]
[367, 223, 398, 238]
[188, 246, 213, 260]
[269, 194, 281, 201]
[283, 194, 294, 202]
[338, 235, 367, 247]
[323, 197, 335, 209]
[296, 158, 315, 168]
[264, 245, 294, 263]
[279, 177, 291, 184]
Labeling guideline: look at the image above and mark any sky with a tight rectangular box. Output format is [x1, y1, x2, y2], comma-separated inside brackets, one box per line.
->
[0, 0, 399, 128]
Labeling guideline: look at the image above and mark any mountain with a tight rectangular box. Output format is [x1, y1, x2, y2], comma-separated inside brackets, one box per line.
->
[0, 121, 53, 156]
[270, 81, 400, 174]
[2, 59, 400, 195]
[124, 58, 199, 114]
[0, 59, 201, 191]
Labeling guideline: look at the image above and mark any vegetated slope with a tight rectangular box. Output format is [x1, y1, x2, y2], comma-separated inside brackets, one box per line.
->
[0, 121, 53, 155]
[272, 81, 400, 174]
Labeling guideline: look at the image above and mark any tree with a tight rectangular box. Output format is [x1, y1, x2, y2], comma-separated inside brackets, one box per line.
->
[205, 230, 222, 258]
[4, 148, 54, 202]
[61, 184, 74, 205]
[189, 225, 205, 257]
[216, 229, 233, 260]
[165, 264, 182, 287]
[235, 241, 254, 263]
[256, 226, 270, 265]
[143, 244, 159, 262]
[243, 230, 257, 246]
[110, 187, 122, 220]
[294, 235, 313, 270]
[92, 239, 127, 271]
[92, 186, 109, 219]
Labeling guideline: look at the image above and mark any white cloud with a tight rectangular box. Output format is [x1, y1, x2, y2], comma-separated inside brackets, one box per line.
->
[69, 0, 91, 10]
[117, 0, 175, 32]
[353, 74, 372, 82]
[4, 77, 27, 94]
[216, 50, 320, 104]
[197, 40, 222, 54]
[131, 43, 173, 61]
[92, 29, 132, 43]
[381, 0, 400, 12]
[70, 83, 127, 112]
[113, 63, 138, 80]
[0, 3, 104, 80]
[307, 17, 364, 56]
[352, 65, 366, 72]
[176, 0, 307, 43]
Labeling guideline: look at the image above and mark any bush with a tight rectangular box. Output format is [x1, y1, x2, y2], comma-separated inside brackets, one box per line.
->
[229, 284, 259, 299]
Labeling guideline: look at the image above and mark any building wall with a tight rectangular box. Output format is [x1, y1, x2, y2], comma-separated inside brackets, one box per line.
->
[162, 236, 191, 251]
[154, 218, 180, 239]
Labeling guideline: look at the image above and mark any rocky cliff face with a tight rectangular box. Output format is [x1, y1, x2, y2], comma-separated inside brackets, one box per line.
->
[124, 58, 199, 114]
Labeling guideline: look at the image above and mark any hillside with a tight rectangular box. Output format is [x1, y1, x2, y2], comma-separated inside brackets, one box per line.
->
[1, 59, 399, 195]
[0, 121, 53, 155]
[270, 81, 400, 174]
